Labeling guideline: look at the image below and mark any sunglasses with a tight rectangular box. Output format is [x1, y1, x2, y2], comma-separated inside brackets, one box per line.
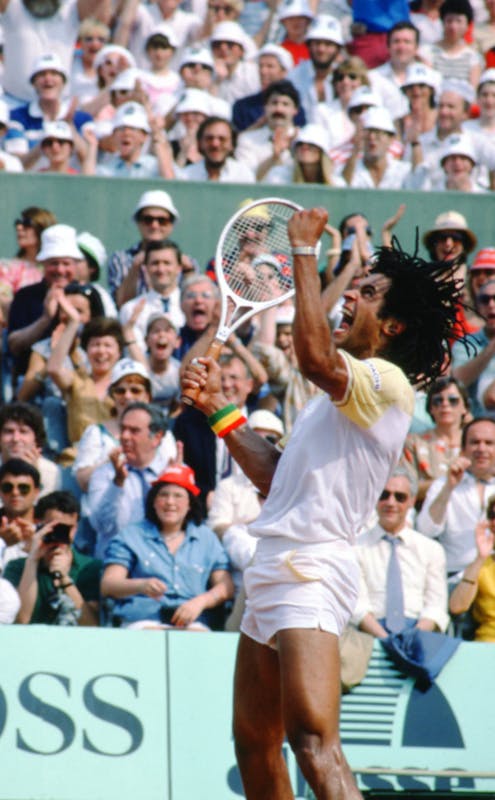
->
[212, 41, 239, 49]
[334, 71, 359, 81]
[379, 489, 409, 503]
[0, 481, 33, 495]
[430, 394, 461, 408]
[112, 385, 147, 396]
[477, 293, 495, 305]
[43, 138, 70, 147]
[434, 232, 465, 243]
[138, 214, 173, 226]
[15, 217, 34, 228]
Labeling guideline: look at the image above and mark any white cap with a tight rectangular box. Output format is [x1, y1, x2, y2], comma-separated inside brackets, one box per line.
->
[0, 99, 10, 127]
[257, 43, 293, 72]
[440, 78, 475, 105]
[362, 106, 395, 134]
[278, 0, 314, 21]
[402, 62, 440, 91]
[110, 358, 151, 387]
[347, 85, 381, 111]
[133, 190, 180, 221]
[146, 22, 179, 49]
[294, 123, 330, 152]
[479, 68, 495, 87]
[37, 224, 84, 261]
[29, 53, 68, 83]
[110, 67, 141, 92]
[112, 101, 150, 133]
[208, 95, 232, 120]
[276, 305, 295, 325]
[248, 410, 284, 437]
[94, 45, 136, 71]
[305, 14, 343, 46]
[41, 120, 73, 145]
[176, 88, 212, 116]
[77, 232, 108, 269]
[440, 133, 477, 165]
[210, 21, 246, 47]
[178, 44, 215, 71]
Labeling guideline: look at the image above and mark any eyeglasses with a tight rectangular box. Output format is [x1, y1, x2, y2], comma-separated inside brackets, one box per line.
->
[209, 4, 236, 11]
[138, 214, 173, 226]
[211, 41, 239, 49]
[379, 489, 409, 503]
[0, 481, 33, 495]
[478, 293, 495, 305]
[434, 232, 465, 243]
[14, 217, 34, 228]
[112, 385, 147, 396]
[42, 138, 69, 147]
[184, 290, 214, 300]
[334, 71, 359, 81]
[430, 394, 461, 408]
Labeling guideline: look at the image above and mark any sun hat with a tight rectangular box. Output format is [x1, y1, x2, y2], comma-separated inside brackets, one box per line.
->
[276, 305, 295, 325]
[440, 134, 476, 166]
[210, 21, 246, 47]
[77, 232, 108, 270]
[439, 78, 475, 106]
[479, 68, 495, 87]
[152, 464, 201, 496]
[422, 211, 477, 252]
[305, 14, 343, 46]
[293, 123, 330, 152]
[175, 88, 212, 116]
[145, 22, 179, 49]
[110, 358, 152, 389]
[248, 410, 284, 437]
[362, 106, 395, 134]
[110, 67, 141, 92]
[278, 0, 314, 22]
[178, 44, 215, 71]
[40, 120, 73, 145]
[29, 53, 68, 83]
[37, 224, 84, 261]
[402, 62, 440, 92]
[112, 101, 150, 133]
[94, 44, 136, 71]
[145, 313, 178, 334]
[347, 85, 381, 111]
[257, 43, 293, 72]
[133, 190, 180, 222]
[470, 248, 495, 271]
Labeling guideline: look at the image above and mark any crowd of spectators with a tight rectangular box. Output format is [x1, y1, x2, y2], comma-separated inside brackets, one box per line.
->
[1, 0, 495, 668]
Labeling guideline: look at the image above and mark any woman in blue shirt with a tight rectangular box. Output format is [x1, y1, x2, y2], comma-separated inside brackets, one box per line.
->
[101, 464, 234, 629]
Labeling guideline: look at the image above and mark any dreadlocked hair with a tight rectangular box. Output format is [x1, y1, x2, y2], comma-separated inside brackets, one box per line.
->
[371, 243, 465, 389]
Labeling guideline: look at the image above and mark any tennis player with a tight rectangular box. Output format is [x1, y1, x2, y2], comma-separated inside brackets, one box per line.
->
[182, 207, 462, 800]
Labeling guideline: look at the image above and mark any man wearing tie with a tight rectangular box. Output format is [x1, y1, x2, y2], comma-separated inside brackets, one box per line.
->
[119, 240, 186, 350]
[352, 469, 449, 638]
[87, 402, 169, 559]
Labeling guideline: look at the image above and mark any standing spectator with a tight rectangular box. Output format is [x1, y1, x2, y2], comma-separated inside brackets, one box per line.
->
[277, 0, 314, 65]
[410, 0, 444, 46]
[264, 123, 346, 185]
[175, 275, 219, 361]
[70, 17, 111, 104]
[210, 21, 260, 104]
[347, 0, 411, 68]
[35, 121, 80, 174]
[176, 116, 255, 181]
[313, 56, 371, 150]
[424, 0, 482, 88]
[370, 21, 422, 121]
[140, 24, 181, 108]
[400, 62, 441, 143]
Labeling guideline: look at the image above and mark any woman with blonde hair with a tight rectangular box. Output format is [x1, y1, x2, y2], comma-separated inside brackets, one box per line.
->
[313, 55, 370, 148]
[264, 124, 345, 186]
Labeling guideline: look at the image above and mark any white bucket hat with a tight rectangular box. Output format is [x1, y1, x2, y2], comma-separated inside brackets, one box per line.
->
[248, 410, 284, 437]
[347, 85, 381, 111]
[112, 101, 150, 133]
[37, 224, 84, 261]
[77, 232, 108, 270]
[440, 134, 477, 166]
[257, 43, 293, 72]
[278, 0, 314, 22]
[402, 62, 440, 92]
[210, 21, 246, 47]
[133, 190, 180, 221]
[440, 78, 475, 106]
[293, 123, 330, 152]
[94, 44, 136, 71]
[146, 22, 179, 49]
[362, 106, 396, 134]
[110, 67, 141, 93]
[479, 68, 495, 87]
[175, 88, 212, 116]
[110, 358, 151, 388]
[305, 14, 343, 46]
[41, 120, 74, 145]
[178, 45, 215, 71]
[29, 53, 68, 83]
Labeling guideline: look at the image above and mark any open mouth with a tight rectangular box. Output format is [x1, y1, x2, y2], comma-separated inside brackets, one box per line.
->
[334, 305, 354, 335]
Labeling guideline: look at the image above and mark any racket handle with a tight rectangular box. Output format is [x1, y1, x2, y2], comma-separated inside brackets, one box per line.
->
[181, 339, 225, 406]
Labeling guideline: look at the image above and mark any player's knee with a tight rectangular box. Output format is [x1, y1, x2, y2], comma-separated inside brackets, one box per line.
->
[288, 729, 344, 783]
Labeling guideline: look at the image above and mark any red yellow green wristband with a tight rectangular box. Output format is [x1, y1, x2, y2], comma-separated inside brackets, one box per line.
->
[208, 404, 247, 438]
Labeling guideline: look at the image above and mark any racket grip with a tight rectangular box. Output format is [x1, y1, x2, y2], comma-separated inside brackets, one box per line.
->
[181, 339, 225, 406]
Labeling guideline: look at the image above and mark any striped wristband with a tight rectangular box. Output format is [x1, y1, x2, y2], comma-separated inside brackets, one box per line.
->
[208, 404, 247, 438]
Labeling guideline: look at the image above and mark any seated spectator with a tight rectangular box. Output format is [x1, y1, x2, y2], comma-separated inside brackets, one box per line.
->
[175, 274, 219, 361]
[402, 376, 469, 508]
[176, 116, 255, 182]
[0, 206, 56, 325]
[474, 0, 495, 58]
[107, 189, 180, 306]
[352, 470, 449, 638]
[167, 89, 212, 168]
[417, 418, 495, 585]
[410, 0, 443, 46]
[0, 578, 20, 624]
[3, 490, 101, 625]
[463, 68, 495, 186]
[0, 403, 62, 497]
[81, 44, 137, 120]
[123, 314, 181, 416]
[434, 133, 487, 191]
[0, 100, 24, 173]
[0, 459, 40, 570]
[313, 56, 370, 149]
[101, 464, 233, 629]
[449, 493, 495, 641]
[119, 239, 186, 350]
[467, 247, 495, 313]
[232, 44, 301, 133]
[70, 17, 111, 105]
[452, 279, 495, 416]
[423, 0, 482, 88]
[369, 21, 422, 121]
[264, 123, 346, 186]
[340, 106, 411, 189]
[87, 402, 170, 558]
[277, 0, 313, 65]
[209, 21, 260, 105]
[174, 44, 216, 101]
[7, 223, 83, 391]
[46, 315, 124, 460]
[34, 121, 81, 174]
[10, 53, 92, 168]
[140, 24, 181, 108]
[76, 232, 118, 318]
[399, 62, 441, 144]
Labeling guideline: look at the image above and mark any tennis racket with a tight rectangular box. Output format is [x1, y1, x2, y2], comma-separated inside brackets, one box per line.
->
[182, 197, 306, 405]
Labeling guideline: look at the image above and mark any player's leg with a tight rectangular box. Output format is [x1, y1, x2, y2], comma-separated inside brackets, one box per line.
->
[278, 628, 363, 800]
[233, 632, 294, 800]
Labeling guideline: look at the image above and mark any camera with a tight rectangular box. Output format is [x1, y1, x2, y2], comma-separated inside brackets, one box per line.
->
[42, 523, 72, 545]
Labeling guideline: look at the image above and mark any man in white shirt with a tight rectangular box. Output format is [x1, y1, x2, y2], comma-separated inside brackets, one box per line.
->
[353, 470, 449, 639]
[210, 20, 260, 104]
[370, 21, 423, 120]
[341, 106, 411, 188]
[119, 240, 186, 350]
[177, 116, 255, 181]
[417, 418, 495, 582]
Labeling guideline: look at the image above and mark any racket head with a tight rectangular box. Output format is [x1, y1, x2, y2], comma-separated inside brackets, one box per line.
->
[213, 197, 304, 340]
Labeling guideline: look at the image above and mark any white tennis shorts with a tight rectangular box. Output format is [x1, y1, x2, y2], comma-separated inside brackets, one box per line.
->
[240, 537, 360, 649]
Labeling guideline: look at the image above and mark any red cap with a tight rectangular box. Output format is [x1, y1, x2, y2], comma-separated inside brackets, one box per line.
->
[471, 248, 495, 271]
[152, 464, 200, 496]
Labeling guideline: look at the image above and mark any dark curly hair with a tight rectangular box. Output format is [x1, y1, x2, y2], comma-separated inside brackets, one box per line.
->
[371, 245, 465, 388]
